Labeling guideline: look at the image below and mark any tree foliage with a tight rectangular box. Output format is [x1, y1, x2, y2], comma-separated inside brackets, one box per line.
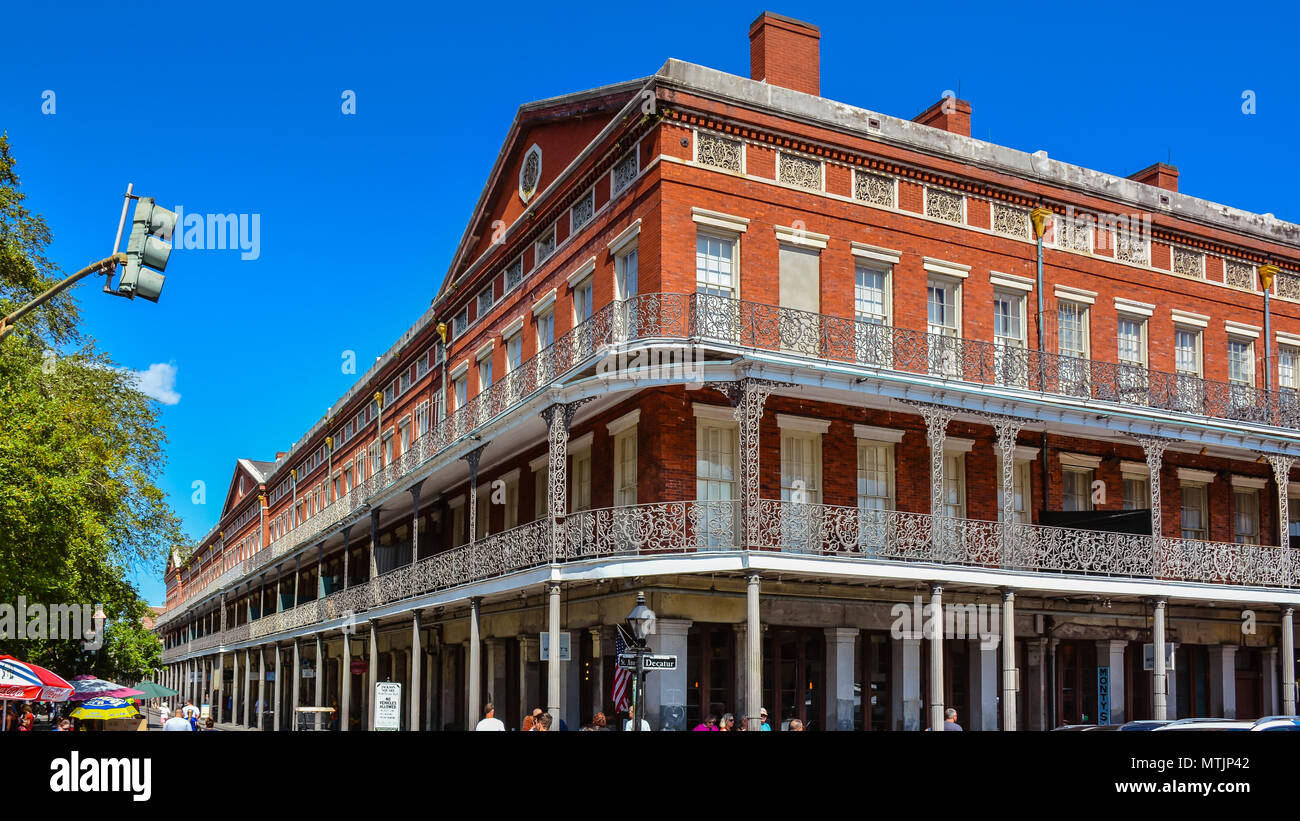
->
[0, 133, 180, 682]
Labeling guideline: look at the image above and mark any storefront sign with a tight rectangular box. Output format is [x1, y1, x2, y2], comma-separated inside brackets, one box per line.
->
[539, 631, 571, 661]
[1097, 666, 1110, 725]
[374, 682, 401, 731]
[350, 660, 368, 675]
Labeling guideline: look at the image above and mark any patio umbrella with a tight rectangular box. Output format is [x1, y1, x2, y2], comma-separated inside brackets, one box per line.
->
[0, 655, 74, 731]
[0, 655, 74, 701]
[131, 680, 178, 699]
[69, 697, 141, 721]
[69, 675, 147, 701]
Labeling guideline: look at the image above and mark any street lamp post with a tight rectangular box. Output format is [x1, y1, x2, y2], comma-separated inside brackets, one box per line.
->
[625, 592, 656, 732]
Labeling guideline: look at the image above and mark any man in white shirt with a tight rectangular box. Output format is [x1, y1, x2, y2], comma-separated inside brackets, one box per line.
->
[474, 702, 505, 731]
[181, 700, 199, 720]
[163, 714, 193, 731]
[623, 705, 651, 732]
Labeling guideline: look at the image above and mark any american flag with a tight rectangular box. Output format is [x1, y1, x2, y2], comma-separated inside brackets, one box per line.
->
[612, 631, 631, 712]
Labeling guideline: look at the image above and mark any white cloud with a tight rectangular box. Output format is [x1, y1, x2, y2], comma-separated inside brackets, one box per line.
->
[128, 362, 181, 405]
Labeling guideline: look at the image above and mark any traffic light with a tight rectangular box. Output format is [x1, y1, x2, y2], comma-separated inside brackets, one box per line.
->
[118, 196, 177, 301]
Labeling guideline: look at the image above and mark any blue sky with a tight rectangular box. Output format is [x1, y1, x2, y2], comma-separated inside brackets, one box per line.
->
[2, 0, 1294, 605]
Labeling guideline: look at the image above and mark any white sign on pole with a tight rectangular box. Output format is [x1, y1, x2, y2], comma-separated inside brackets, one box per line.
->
[539, 631, 571, 661]
[1142, 643, 1177, 671]
[375, 681, 402, 731]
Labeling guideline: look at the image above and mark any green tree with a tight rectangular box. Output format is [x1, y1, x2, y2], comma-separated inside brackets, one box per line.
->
[0, 133, 180, 683]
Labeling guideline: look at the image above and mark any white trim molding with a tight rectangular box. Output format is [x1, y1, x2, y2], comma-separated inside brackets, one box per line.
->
[1177, 467, 1217, 484]
[566, 257, 597, 288]
[990, 271, 1034, 292]
[922, 257, 970, 280]
[1277, 330, 1300, 348]
[1171, 309, 1210, 329]
[1230, 474, 1268, 489]
[607, 219, 642, 254]
[529, 454, 550, 473]
[850, 243, 901, 265]
[606, 409, 641, 436]
[447, 494, 467, 510]
[501, 314, 525, 338]
[1013, 445, 1040, 462]
[774, 224, 830, 250]
[498, 468, 522, 485]
[450, 359, 470, 379]
[691, 207, 750, 234]
[693, 403, 737, 423]
[569, 431, 594, 453]
[776, 413, 831, 434]
[1120, 460, 1150, 478]
[943, 436, 975, 454]
[1054, 284, 1097, 305]
[1059, 452, 1103, 469]
[532, 288, 557, 316]
[1224, 320, 1261, 339]
[853, 424, 907, 444]
[1114, 297, 1155, 317]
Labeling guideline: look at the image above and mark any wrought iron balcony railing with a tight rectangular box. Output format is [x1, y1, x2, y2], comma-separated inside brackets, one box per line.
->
[161, 499, 1299, 661]
[159, 291, 1300, 629]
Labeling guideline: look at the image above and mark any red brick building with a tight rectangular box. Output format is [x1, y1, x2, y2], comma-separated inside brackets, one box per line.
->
[156, 11, 1300, 731]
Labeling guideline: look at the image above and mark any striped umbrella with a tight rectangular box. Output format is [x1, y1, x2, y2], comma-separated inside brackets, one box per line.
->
[69, 697, 141, 720]
[69, 675, 146, 701]
[0, 655, 74, 701]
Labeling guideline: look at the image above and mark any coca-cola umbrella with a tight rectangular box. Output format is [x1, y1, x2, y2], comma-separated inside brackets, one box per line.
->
[0, 655, 74, 728]
[69, 675, 146, 702]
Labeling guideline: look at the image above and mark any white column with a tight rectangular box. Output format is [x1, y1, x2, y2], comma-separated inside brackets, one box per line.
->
[291, 642, 300, 730]
[243, 649, 252, 727]
[969, 638, 998, 731]
[469, 598, 482, 725]
[895, 636, 922, 731]
[1152, 599, 1168, 721]
[546, 583, 561, 726]
[232, 651, 240, 727]
[588, 628, 604, 717]
[368, 621, 378, 730]
[1208, 644, 1238, 719]
[1000, 590, 1016, 731]
[215, 652, 224, 723]
[410, 612, 422, 732]
[644, 618, 691, 731]
[315, 634, 324, 730]
[1265, 647, 1281, 717]
[257, 646, 266, 731]
[273, 644, 283, 731]
[746, 574, 762, 731]
[1095, 639, 1127, 725]
[341, 630, 352, 732]
[1283, 607, 1297, 717]
[928, 584, 945, 730]
[824, 628, 857, 731]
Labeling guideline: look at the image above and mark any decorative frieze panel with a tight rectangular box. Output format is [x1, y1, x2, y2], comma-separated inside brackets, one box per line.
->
[853, 170, 895, 207]
[1114, 230, 1149, 265]
[696, 132, 743, 172]
[925, 187, 964, 223]
[992, 202, 1030, 238]
[570, 189, 595, 232]
[1277, 271, 1300, 301]
[1053, 217, 1092, 252]
[1172, 247, 1204, 279]
[504, 257, 523, 292]
[1225, 259, 1256, 291]
[612, 150, 639, 194]
[777, 152, 822, 190]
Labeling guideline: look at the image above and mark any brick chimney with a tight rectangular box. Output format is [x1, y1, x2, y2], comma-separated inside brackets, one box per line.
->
[1128, 162, 1179, 193]
[913, 96, 972, 137]
[749, 12, 820, 96]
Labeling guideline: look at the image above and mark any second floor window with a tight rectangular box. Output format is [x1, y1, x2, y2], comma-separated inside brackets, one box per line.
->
[505, 332, 523, 374]
[993, 292, 1025, 349]
[855, 265, 888, 325]
[453, 376, 467, 410]
[1123, 475, 1149, 510]
[1057, 301, 1089, 359]
[1062, 467, 1095, 512]
[856, 441, 893, 512]
[536, 310, 555, 351]
[1181, 483, 1208, 540]
[1234, 489, 1259, 545]
[574, 277, 594, 323]
[1280, 345, 1299, 394]
[478, 355, 493, 392]
[1117, 317, 1146, 367]
[780, 432, 822, 505]
[614, 428, 638, 506]
[1228, 339, 1254, 386]
[696, 233, 736, 298]
[1175, 328, 1202, 376]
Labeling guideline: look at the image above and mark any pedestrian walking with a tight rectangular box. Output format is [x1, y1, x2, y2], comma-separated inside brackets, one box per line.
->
[623, 704, 650, 732]
[720, 713, 735, 731]
[758, 708, 772, 731]
[474, 702, 505, 731]
[535, 713, 553, 731]
[943, 708, 963, 731]
[692, 713, 719, 731]
[163, 713, 193, 731]
[788, 719, 805, 731]
[19, 705, 34, 731]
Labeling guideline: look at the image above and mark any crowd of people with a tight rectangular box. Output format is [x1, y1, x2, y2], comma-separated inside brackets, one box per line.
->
[471, 702, 800, 731]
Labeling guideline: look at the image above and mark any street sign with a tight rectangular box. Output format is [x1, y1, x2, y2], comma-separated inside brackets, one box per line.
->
[1097, 666, 1111, 725]
[539, 631, 571, 661]
[616, 653, 677, 670]
[374, 682, 402, 731]
[1142, 643, 1177, 671]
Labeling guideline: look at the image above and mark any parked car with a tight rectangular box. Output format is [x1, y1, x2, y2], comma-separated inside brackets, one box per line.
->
[1117, 720, 1171, 731]
[1250, 716, 1300, 731]
[1152, 717, 1253, 731]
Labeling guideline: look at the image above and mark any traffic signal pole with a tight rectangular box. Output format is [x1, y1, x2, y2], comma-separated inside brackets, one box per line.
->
[0, 253, 125, 342]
